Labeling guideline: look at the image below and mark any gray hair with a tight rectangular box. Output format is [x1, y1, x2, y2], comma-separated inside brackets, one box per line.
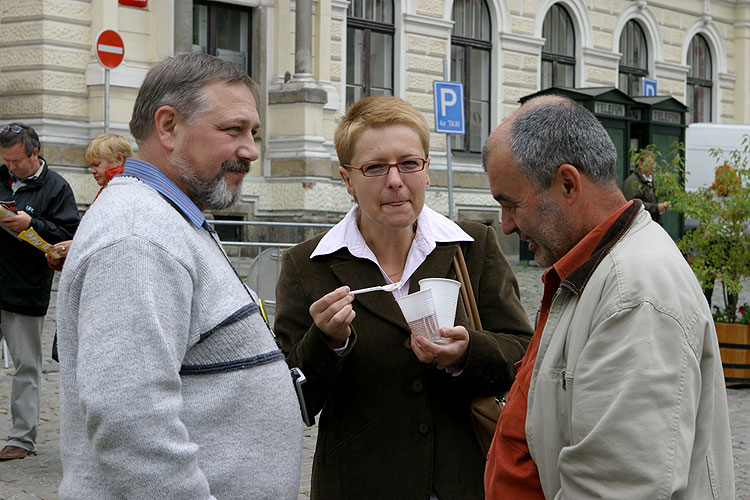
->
[0, 122, 41, 156]
[508, 97, 617, 189]
[129, 52, 259, 144]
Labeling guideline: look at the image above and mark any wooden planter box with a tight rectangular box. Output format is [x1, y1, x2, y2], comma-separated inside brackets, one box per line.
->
[715, 322, 750, 386]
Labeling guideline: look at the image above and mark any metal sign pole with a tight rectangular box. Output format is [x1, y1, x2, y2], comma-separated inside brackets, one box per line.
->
[104, 68, 110, 133]
[443, 60, 454, 220]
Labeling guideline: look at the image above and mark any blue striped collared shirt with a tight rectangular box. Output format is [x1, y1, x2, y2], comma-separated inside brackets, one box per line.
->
[121, 158, 212, 231]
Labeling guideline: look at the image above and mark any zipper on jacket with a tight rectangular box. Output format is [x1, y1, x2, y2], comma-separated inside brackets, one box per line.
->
[561, 369, 566, 390]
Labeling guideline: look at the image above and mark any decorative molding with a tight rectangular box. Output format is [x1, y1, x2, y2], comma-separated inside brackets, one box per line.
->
[265, 135, 332, 160]
[719, 72, 736, 89]
[611, 2, 665, 65]
[655, 60, 689, 80]
[497, 32, 544, 55]
[331, 0, 349, 19]
[402, 13, 453, 38]
[582, 47, 621, 68]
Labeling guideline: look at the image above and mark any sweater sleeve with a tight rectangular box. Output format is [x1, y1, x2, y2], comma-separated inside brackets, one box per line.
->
[72, 237, 215, 499]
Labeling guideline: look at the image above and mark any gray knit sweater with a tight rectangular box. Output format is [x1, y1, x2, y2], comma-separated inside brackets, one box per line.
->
[57, 176, 302, 499]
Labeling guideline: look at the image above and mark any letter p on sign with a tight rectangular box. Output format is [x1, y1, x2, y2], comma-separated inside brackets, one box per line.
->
[440, 88, 457, 117]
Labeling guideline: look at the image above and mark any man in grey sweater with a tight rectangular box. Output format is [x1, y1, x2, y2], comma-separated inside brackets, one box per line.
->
[56, 53, 303, 499]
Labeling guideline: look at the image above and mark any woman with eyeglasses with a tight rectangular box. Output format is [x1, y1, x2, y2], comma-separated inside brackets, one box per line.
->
[273, 96, 532, 500]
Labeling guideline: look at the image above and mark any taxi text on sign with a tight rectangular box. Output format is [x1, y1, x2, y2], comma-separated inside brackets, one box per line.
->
[95, 30, 125, 70]
[433, 81, 465, 135]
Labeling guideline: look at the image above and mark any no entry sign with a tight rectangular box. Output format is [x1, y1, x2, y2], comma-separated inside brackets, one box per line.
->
[95, 30, 125, 69]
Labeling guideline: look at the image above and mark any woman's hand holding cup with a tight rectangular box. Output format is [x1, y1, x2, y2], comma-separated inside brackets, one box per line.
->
[411, 325, 469, 370]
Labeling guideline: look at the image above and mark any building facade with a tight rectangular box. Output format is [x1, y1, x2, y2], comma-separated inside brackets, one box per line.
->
[1, 0, 749, 251]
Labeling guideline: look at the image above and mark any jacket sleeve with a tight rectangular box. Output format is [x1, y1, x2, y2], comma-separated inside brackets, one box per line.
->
[454, 223, 534, 394]
[31, 179, 79, 243]
[553, 303, 708, 499]
[71, 238, 216, 499]
[274, 247, 356, 415]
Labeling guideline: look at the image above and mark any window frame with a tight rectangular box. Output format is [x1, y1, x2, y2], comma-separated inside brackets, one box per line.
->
[192, 0, 254, 76]
[450, 0, 492, 154]
[686, 34, 713, 124]
[345, 0, 395, 107]
[618, 20, 648, 96]
[541, 3, 576, 89]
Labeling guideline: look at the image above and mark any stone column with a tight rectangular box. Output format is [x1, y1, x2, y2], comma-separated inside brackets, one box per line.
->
[174, 0, 193, 55]
[295, 0, 313, 80]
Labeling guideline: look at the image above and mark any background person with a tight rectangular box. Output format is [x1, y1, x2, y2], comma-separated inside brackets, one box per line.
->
[483, 95, 734, 499]
[0, 123, 79, 461]
[47, 133, 133, 269]
[274, 96, 533, 500]
[623, 149, 669, 224]
[56, 53, 302, 499]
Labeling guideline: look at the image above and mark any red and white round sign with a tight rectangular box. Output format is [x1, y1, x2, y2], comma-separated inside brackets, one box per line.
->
[95, 30, 125, 69]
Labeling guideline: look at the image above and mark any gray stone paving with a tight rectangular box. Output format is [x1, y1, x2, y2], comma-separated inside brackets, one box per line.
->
[0, 263, 747, 499]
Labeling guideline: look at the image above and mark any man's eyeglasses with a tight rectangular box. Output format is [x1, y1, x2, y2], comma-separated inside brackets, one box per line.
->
[1, 125, 23, 134]
[344, 157, 429, 177]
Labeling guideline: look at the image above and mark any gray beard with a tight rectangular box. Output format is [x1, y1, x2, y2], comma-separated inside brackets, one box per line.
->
[172, 156, 249, 210]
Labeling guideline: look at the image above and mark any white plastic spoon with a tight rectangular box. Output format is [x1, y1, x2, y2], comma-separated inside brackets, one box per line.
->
[349, 281, 403, 295]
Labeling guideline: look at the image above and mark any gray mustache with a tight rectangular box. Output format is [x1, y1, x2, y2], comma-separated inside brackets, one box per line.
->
[222, 160, 251, 174]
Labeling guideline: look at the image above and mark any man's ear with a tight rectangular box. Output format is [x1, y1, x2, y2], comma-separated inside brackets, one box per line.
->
[556, 164, 581, 204]
[153, 105, 180, 152]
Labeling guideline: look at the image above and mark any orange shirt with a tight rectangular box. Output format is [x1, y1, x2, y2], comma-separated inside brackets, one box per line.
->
[484, 201, 632, 499]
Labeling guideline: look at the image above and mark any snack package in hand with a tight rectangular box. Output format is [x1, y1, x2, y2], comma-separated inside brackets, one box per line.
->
[18, 227, 62, 258]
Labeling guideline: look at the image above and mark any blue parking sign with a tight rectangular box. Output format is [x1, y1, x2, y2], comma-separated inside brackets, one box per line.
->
[433, 81, 465, 134]
[643, 77, 657, 97]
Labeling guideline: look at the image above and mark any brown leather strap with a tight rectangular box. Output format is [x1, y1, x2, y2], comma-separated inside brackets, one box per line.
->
[453, 244, 483, 331]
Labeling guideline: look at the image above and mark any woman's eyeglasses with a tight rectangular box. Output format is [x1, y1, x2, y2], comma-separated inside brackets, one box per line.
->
[1, 125, 23, 134]
[344, 157, 428, 177]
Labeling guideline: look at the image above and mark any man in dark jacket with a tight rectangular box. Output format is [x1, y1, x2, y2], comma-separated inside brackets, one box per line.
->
[622, 152, 669, 225]
[0, 123, 79, 460]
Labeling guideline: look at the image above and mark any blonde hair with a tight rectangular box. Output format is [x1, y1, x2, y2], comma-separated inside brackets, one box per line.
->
[334, 96, 430, 165]
[84, 134, 133, 164]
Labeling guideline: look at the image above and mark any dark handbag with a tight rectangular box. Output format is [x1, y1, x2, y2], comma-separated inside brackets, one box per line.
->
[453, 244, 503, 457]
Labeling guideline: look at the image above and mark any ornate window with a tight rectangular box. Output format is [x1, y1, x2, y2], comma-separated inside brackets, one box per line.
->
[541, 4, 575, 89]
[686, 34, 712, 124]
[346, 0, 394, 108]
[450, 0, 491, 154]
[618, 20, 648, 96]
[193, 1, 253, 74]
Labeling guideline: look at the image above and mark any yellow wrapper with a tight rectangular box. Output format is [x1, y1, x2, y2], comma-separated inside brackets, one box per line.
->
[18, 228, 62, 259]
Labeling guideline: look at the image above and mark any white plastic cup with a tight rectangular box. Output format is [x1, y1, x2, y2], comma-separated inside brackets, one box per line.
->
[395, 288, 444, 344]
[418, 278, 461, 331]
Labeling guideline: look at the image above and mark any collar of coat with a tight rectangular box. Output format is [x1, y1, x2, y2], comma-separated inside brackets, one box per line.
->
[560, 199, 643, 295]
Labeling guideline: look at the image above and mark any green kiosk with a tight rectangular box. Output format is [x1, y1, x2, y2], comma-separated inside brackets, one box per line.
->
[629, 96, 688, 241]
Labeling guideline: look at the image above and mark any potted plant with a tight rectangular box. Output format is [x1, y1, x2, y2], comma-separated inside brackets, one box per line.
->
[635, 135, 750, 386]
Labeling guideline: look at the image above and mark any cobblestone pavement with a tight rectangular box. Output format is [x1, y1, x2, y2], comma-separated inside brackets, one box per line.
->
[1, 264, 748, 499]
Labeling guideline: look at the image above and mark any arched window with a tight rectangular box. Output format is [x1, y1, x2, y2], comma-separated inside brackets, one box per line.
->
[346, 0, 394, 108]
[450, 0, 491, 153]
[618, 20, 648, 96]
[541, 4, 575, 89]
[686, 34, 712, 124]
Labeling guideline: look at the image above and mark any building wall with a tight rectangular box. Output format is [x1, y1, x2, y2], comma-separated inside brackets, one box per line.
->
[1, 0, 748, 233]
